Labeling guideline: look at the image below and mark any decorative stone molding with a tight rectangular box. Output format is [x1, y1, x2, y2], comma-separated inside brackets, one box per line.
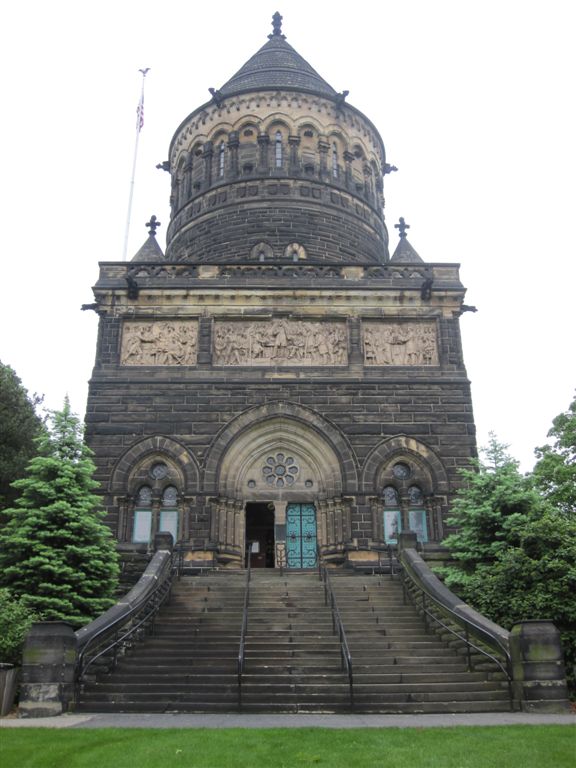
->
[213, 319, 347, 366]
[120, 320, 198, 366]
[363, 321, 438, 366]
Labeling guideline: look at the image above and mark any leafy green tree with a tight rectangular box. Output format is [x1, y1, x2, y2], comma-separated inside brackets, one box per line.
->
[0, 589, 37, 665]
[0, 398, 119, 628]
[0, 362, 45, 512]
[533, 393, 576, 515]
[439, 432, 576, 692]
[440, 435, 545, 579]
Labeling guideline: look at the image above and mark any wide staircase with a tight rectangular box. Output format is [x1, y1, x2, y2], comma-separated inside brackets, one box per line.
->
[77, 569, 510, 713]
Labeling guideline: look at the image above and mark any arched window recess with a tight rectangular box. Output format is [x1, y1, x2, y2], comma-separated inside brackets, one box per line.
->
[381, 459, 431, 545]
[131, 480, 181, 546]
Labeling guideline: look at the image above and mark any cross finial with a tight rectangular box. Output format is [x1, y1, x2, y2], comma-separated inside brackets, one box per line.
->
[146, 215, 161, 236]
[269, 11, 286, 39]
[395, 217, 410, 239]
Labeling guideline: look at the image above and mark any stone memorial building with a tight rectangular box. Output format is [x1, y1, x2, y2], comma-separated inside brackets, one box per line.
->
[85, 14, 476, 569]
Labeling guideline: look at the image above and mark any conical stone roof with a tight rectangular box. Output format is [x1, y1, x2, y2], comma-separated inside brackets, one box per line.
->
[131, 233, 165, 262]
[390, 236, 424, 264]
[219, 21, 337, 99]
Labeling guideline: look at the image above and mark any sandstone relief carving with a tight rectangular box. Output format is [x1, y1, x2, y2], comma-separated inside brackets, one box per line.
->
[213, 320, 347, 366]
[121, 321, 198, 366]
[363, 322, 438, 366]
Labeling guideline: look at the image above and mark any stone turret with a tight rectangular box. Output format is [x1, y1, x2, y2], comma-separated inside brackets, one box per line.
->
[165, 14, 390, 264]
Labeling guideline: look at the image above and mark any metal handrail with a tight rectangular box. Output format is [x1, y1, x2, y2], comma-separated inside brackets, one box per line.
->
[237, 557, 251, 709]
[399, 558, 514, 708]
[319, 563, 354, 710]
[76, 550, 175, 685]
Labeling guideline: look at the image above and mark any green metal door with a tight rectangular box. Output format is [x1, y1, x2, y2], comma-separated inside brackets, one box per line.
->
[286, 503, 317, 568]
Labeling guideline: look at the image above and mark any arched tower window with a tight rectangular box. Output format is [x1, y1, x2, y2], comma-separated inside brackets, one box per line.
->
[380, 460, 432, 545]
[382, 485, 401, 544]
[407, 485, 428, 543]
[133, 485, 153, 544]
[218, 141, 226, 178]
[159, 485, 179, 543]
[332, 142, 339, 179]
[275, 131, 283, 168]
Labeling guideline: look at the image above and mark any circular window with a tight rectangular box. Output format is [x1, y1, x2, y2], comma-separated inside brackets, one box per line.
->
[247, 479, 256, 488]
[305, 480, 313, 488]
[262, 454, 299, 486]
[150, 462, 168, 480]
[392, 462, 411, 480]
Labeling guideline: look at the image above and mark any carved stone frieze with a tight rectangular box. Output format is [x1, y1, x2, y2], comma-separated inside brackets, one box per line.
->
[213, 319, 347, 366]
[121, 320, 198, 366]
[363, 322, 438, 366]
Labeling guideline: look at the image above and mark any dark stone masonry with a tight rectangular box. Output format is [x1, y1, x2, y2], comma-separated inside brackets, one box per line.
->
[85, 15, 478, 570]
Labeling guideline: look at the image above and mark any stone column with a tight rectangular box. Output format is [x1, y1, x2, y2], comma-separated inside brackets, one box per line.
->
[197, 316, 213, 367]
[274, 500, 287, 567]
[228, 131, 239, 178]
[369, 496, 383, 543]
[318, 139, 329, 181]
[509, 621, 570, 712]
[258, 133, 270, 173]
[203, 141, 213, 188]
[343, 151, 354, 190]
[289, 135, 301, 173]
[19, 622, 78, 717]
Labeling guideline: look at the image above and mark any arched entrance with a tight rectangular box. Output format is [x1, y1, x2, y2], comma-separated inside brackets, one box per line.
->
[209, 412, 351, 568]
[245, 502, 275, 568]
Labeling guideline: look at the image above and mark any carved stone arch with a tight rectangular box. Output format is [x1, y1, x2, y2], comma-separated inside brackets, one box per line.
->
[109, 436, 200, 495]
[262, 114, 293, 138]
[361, 436, 449, 495]
[208, 123, 234, 143]
[296, 118, 323, 136]
[237, 117, 261, 136]
[204, 401, 358, 494]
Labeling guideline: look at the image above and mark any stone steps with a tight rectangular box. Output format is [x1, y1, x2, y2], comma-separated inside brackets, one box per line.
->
[77, 570, 511, 713]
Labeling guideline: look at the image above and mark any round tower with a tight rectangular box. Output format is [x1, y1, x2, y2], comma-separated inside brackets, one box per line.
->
[165, 13, 390, 264]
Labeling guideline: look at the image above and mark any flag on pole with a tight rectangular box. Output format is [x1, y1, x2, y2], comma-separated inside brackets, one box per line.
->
[136, 95, 144, 131]
[135, 68, 149, 132]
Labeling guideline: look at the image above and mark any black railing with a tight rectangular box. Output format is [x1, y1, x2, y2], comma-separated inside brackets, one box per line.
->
[237, 557, 252, 709]
[399, 549, 514, 709]
[76, 548, 175, 689]
[319, 562, 354, 709]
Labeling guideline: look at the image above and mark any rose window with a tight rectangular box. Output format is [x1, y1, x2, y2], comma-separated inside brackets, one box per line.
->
[262, 453, 299, 487]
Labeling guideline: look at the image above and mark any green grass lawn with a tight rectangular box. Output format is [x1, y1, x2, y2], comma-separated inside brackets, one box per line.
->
[1, 726, 574, 768]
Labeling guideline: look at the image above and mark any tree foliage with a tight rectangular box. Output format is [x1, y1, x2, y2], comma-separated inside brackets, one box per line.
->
[0, 362, 45, 512]
[0, 398, 119, 628]
[439, 420, 576, 692]
[0, 589, 37, 665]
[533, 393, 576, 515]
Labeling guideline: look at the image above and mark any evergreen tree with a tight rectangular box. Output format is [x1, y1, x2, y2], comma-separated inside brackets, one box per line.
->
[0, 398, 119, 627]
[0, 362, 45, 512]
[440, 435, 545, 577]
[439, 430, 576, 692]
[533, 393, 576, 516]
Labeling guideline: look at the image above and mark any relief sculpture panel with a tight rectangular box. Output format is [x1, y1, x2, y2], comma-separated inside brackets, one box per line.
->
[363, 322, 438, 366]
[121, 320, 198, 366]
[213, 319, 347, 366]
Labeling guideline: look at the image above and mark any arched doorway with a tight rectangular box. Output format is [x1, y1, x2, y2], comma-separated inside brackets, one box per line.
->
[210, 413, 350, 568]
[245, 502, 275, 568]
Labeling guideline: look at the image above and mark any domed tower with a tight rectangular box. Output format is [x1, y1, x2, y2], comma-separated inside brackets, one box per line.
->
[86, 13, 476, 570]
[165, 12, 390, 265]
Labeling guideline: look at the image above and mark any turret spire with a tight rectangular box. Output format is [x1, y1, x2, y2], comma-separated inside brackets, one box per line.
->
[269, 11, 286, 39]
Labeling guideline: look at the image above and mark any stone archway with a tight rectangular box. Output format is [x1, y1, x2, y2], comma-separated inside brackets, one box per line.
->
[205, 405, 356, 567]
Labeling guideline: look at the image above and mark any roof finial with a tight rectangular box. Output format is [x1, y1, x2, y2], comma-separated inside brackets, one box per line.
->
[146, 215, 161, 236]
[395, 217, 410, 239]
[269, 11, 286, 39]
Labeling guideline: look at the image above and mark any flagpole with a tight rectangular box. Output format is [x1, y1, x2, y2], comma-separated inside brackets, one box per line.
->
[122, 68, 150, 261]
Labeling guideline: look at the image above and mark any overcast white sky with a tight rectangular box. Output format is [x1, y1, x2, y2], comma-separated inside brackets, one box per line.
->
[1, 0, 574, 471]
